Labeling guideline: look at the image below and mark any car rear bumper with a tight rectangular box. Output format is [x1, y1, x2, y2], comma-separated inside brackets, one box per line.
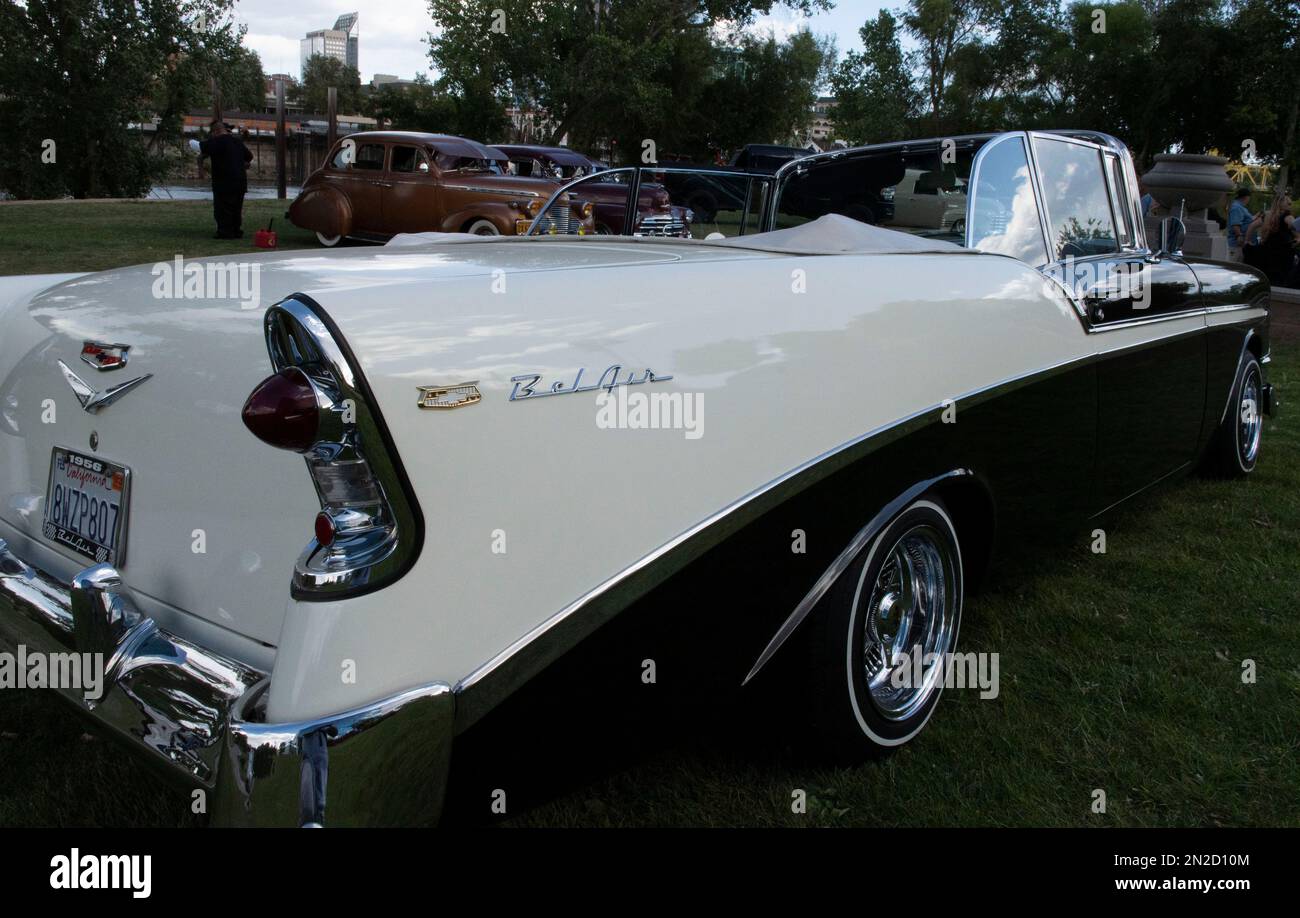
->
[0, 537, 452, 827]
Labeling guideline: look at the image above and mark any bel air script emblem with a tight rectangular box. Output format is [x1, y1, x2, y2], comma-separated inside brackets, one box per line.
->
[417, 382, 482, 410]
[509, 365, 673, 402]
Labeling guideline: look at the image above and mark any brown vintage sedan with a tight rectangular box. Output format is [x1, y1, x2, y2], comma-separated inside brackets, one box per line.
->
[288, 131, 593, 245]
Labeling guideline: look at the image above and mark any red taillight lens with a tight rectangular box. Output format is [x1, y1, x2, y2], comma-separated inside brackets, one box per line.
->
[242, 368, 319, 451]
[314, 511, 336, 547]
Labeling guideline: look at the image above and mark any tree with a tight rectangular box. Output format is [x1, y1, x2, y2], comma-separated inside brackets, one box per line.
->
[365, 75, 509, 140]
[1225, 0, 1300, 191]
[945, 0, 1070, 132]
[152, 37, 266, 148]
[831, 10, 918, 145]
[0, 0, 261, 198]
[298, 54, 364, 114]
[426, 0, 831, 157]
[703, 30, 835, 150]
[903, 0, 990, 132]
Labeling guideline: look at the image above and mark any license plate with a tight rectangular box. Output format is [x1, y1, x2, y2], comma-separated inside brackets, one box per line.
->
[42, 448, 131, 566]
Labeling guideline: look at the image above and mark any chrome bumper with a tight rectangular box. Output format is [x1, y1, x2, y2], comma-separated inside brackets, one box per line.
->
[0, 537, 453, 826]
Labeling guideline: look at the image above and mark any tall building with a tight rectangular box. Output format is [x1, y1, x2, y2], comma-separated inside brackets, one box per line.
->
[333, 13, 359, 70]
[300, 13, 359, 74]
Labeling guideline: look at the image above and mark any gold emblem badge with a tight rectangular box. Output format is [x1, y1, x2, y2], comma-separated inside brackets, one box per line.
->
[417, 382, 481, 410]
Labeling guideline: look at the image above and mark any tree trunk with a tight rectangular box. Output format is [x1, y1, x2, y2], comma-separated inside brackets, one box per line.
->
[1276, 83, 1298, 195]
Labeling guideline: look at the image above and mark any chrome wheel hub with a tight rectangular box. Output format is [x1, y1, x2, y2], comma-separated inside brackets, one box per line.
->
[862, 524, 957, 721]
[1239, 368, 1262, 465]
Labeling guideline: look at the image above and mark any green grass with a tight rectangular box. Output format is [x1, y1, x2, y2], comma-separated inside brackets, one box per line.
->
[0, 199, 321, 276]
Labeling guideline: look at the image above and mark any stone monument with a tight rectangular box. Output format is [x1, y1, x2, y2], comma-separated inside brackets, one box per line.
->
[1140, 153, 1235, 260]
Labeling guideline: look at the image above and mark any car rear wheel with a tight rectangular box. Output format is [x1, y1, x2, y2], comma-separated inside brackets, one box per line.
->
[316, 232, 342, 247]
[466, 219, 501, 236]
[796, 496, 964, 758]
[1208, 354, 1264, 477]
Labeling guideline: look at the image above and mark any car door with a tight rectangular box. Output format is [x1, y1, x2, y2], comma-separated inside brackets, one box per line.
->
[1027, 133, 1206, 511]
[384, 144, 440, 234]
[337, 141, 387, 234]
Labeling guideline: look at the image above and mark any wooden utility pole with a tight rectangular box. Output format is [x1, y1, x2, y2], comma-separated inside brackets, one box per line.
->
[211, 77, 223, 124]
[275, 79, 287, 199]
[327, 87, 338, 152]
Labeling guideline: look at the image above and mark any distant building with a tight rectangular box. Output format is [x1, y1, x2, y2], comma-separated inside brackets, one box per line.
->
[371, 74, 420, 90]
[264, 75, 302, 114]
[808, 96, 837, 144]
[504, 102, 566, 146]
[301, 13, 359, 74]
[333, 13, 359, 70]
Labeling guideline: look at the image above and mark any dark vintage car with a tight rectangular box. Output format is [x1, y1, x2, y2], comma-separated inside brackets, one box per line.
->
[494, 144, 697, 236]
[287, 131, 594, 245]
[493, 143, 605, 179]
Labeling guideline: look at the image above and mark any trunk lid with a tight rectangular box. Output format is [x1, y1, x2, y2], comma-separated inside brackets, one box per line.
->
[0, 240, 716, 645]
[0, 261, 324, 646]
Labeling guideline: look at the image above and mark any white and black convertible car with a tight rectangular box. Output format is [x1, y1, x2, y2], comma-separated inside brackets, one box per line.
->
[0, 131, 1274, 825]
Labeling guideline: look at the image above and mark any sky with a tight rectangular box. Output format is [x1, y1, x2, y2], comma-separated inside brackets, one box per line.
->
[230, 0, 891, 83]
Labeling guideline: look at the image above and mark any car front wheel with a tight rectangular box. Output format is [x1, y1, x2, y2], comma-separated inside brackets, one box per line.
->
[798, 496, 964, 757]
[1208, 353, 1264, 477]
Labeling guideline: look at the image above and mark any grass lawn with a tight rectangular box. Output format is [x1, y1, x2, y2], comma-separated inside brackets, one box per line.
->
[0, 198, 322, 276]
[0, 203, 1295, 826]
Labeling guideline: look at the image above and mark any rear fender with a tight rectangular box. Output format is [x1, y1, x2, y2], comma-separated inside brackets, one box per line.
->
[289, 185, 353, 238]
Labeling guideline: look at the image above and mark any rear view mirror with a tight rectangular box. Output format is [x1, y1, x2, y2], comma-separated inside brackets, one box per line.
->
[418, 161, 429, 174]
[1157, 216, 1185, 256]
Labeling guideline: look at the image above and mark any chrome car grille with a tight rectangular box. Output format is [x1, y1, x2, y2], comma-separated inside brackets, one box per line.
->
[533, 208, 574, 235]
[635, 215, 690, 237]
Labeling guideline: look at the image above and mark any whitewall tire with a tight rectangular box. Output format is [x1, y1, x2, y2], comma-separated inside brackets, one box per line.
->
[466, 219, 501, 236]
[798, 496, 964, 757]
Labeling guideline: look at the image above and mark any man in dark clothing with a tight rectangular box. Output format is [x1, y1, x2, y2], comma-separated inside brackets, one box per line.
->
[196, 120, 252, 238]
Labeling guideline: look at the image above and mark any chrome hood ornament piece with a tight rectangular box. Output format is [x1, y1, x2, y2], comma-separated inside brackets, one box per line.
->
[57, 360, 152, 413]
[417, 382, 482, 410]
[80, 341, 132, 371]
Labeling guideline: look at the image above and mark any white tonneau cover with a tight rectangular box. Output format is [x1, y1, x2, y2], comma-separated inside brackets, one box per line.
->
[385, 214, 971, 256]
[707, 214, 970, 256]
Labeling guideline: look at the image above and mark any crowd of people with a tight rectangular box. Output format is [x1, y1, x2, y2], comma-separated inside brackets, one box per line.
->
[1139, 180, 1299, 288]
[1229, 190, 1300, 287]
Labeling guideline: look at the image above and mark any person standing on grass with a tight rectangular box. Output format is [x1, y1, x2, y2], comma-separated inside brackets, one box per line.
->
[1227, 189, 1254, 262]
[190, 120, 252, 239]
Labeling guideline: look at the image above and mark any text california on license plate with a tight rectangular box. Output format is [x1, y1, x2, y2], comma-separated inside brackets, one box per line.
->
[42, 447, 131, 566]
